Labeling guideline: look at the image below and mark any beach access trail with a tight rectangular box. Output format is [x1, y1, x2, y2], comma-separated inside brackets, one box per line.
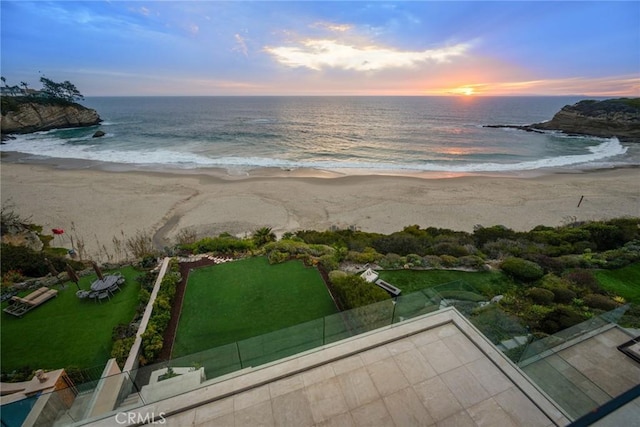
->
[1, 162, 638, 261]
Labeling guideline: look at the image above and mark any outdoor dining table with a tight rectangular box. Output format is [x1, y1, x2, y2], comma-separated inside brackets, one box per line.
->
[90, 275, 119, 292]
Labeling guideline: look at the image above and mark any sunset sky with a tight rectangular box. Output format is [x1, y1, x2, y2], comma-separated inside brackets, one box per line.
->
[1, 1, 638, 96]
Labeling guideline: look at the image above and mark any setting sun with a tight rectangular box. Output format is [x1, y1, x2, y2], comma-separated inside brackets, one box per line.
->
[446, 86, 478, 96]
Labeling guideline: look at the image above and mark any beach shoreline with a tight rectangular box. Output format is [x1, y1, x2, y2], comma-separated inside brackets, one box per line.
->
[1, 155, 639, 262]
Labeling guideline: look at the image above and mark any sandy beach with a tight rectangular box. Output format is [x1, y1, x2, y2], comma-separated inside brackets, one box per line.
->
[1, 161, 638, 261]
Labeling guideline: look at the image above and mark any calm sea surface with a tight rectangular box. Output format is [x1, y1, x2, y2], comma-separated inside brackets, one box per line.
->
[2, 96, 637, 174]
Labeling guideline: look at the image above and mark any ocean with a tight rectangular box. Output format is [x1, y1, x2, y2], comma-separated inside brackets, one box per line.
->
[2, 96, 637, 175]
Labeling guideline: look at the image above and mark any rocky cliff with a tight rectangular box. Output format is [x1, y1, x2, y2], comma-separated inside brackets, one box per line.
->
[1, 100, 101, 136]
[486, 98, 640, 142]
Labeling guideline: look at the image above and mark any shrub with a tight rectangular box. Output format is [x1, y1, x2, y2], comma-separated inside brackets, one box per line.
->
[191, 235, 253, 254]
[564, 269, 601, 293]
[456, 255, 485, 270]
[551, 288, 577, 304]
[141, 325, 164, 364]
[406, 254, 424, 267]
[526, 288, 555, 305]
[524, 254, 564, 275]
[328, 270, 347, 282]
[378, 253, 404, 269]
[318, 254, 338, 271]
[139, 262, 180, 365]
[422, 255, 442, 268]
[583, 294, 618, 311]
[331, 274, 390, 309]
[555, 255, 583, 270]
[473, 225, 517, 247]
[345, 247, 382, 264]
[430, 242, 469, 257]
[541, 306, 587, 334]
[267, 250, 288, 265]
[263, 240, 333, 262]
[0, 243, 48, 277]
[500, 257, 544, 282]
[439, 255, 458, 268]
[600, 245, 640, 269]
[372, 233, 425, 256]
[524, 304, 554, 324]
[111, 337, 135, 367]
[482, 239, 527, 259]
[584, 222, 624, 251]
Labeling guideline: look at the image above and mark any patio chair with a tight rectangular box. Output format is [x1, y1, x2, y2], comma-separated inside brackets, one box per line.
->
[108, 283, 121, 295]
[76, 290, 90, 299]
[97, 291, 110, 303]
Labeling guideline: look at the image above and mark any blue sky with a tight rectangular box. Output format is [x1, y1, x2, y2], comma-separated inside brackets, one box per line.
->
[1, 1, 638, 96]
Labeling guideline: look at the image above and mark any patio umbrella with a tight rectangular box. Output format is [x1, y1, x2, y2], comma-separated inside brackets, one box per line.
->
[92, 261, 104, 281]
[66, 264, 80, 290]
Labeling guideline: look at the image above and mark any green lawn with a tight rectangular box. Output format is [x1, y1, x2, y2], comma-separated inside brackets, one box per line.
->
[1, 266, 141, 373]
[172, 257, 338, 358]
[595, 263, 640, 304]
[378, 269, 513, 297]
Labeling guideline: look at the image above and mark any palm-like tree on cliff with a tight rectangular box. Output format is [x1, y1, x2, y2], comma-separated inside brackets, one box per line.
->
[253, 227, 276, 247]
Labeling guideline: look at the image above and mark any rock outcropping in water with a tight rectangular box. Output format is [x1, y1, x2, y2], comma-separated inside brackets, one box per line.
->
[486, 98, 640, 142]
[1, 100, 101, 137]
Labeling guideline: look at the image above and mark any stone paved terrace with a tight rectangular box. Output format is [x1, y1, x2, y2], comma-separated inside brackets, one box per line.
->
[84, 307, 570, 426]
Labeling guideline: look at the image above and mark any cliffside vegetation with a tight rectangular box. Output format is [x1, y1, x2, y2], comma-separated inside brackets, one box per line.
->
[1, 76, 85, 114]
[486, 97, 640, 142]
[1, 76, 100, 135]
[3, 208, 639, 361]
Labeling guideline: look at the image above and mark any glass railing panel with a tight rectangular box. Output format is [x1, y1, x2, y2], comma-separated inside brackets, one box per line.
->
[521, 355, 611, 419]
[347, 299, 395, 336]
[0, 371, 144, 426]
[393, 290, 439, 323]
[238, 318, 324, 368]
[169, 342, 242, 381]
[323, 310, 357, 345]
[519, 305, 631, 363]
[516, 305, 637, 420]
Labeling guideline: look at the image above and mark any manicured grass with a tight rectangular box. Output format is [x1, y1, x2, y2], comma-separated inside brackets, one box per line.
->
[595, 263, 640, 304]
[172, 257, 338, 357]
[1, 267, 141, 373]
[378, 269, 514, 297]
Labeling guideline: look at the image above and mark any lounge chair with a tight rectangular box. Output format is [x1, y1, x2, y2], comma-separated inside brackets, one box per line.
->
[3, 287, 58, 317]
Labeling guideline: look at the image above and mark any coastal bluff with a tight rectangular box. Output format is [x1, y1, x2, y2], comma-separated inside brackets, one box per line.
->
[1, 99, 101, 137]
[487, 98, 640, 142]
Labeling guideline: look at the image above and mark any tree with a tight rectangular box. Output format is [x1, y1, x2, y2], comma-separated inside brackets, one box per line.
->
[253, 227, 276, 247]
[20, 81, 29, 94]
[39, 76, 84, 102]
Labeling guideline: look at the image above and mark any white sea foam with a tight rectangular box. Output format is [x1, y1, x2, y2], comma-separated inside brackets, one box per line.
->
[0, 133, 629, 173]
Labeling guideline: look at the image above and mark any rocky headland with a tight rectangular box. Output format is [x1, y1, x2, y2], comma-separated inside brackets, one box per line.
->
[486, 98, 640, 142]
[1, 98, 101, 139]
